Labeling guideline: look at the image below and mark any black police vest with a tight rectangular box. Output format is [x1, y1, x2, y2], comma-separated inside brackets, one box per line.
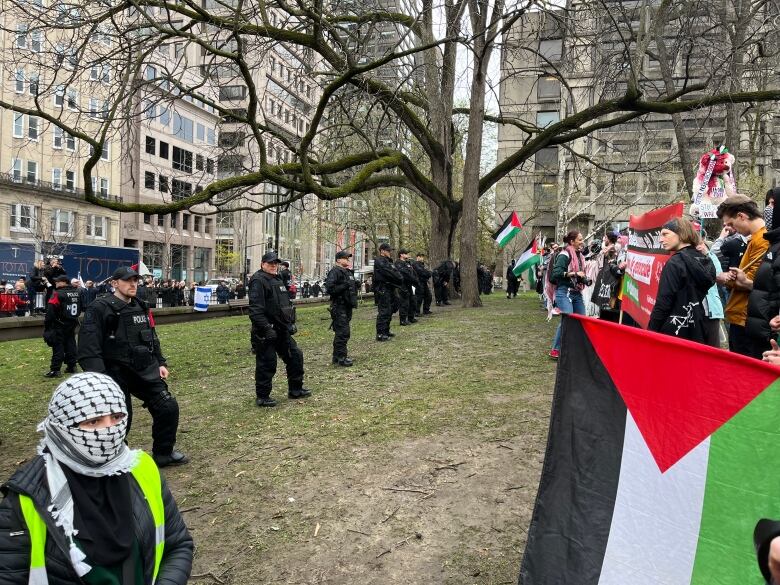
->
[56, 287, 82, 325]
[103, 299, 160, 371]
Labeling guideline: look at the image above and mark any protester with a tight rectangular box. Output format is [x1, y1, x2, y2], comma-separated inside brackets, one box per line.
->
[697, 239, 725, 347]
[744, 217, 780, 355]
[216, 280, 231, 304]
[549, 231, 588, 359]
[0, 373, 193, 584]
[13, 280, 29, 317]
[765, 187, 779, 231]
[646, 219, 715, 342]
[235, 281, 247, 299]
[29, 259, 48, 313]
[717, 195, 769, 358]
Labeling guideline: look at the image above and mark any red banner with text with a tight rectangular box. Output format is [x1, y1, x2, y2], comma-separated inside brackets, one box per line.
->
[621, 202, 684, 328]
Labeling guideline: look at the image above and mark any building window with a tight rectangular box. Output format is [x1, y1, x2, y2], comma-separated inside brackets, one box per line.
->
[26, 161, 38, 183]
[28, 116, 39, 141]
[10, 204, 35, 230]
[159, 141, 169, 159]
[87, 215, 106, 238]
[143, 213, 151, 225]
[13, 113, 24, 138]
[157, 214, 165, 227]
[52, 168, 62, 190]
[535, 147, 559, 171]
[99, 177, 109, 197]
[536, 111, 560, 128]
[537, 76, 560, 100]
[206, 158, 215, 174]
[16, 24, 28, 49]
[145, 136, 156, 155]
[170, 213, 178, 229]
[539, 39, 562, 62]
[196, 123, 205, 141]
[53, 126, 63, 149]
[101, 142, 110, 161]
[196, 154, 204, 171]
[51, 209, 74, 235]
[172, 146, 193, 172]
[159, 175, 169, 193]
[207, 128, 216, 145]
[65, 170, 76, 191]
[171, 179, 192, 200]
[11, 159, 22, 182]
[205, 218, 213, 235]
[30, 30, 42, 52]
[145, 65, 156, 81]
[182, 213, 190, 230]
[144, 171, 156, 189]
[15, 68, 25, 93]
[54, 85, 65, 106]
[67, 88, 78, 110]
[194, 216, 202, 233]
[65, 132, 76, 151]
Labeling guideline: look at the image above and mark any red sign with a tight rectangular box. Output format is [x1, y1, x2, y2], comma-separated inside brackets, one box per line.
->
[621, 203, 684, 328]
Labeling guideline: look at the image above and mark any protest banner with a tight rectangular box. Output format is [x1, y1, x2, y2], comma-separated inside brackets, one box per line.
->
[621, 202, 684, 328]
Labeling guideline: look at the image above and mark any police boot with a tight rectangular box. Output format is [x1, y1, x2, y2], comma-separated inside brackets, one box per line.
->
[153, 450, 189, 468]
[44, 370, 61, 378]
[334, 357, 353, 367]
[256, 397, 277, 407]
[400, 320, 410, 326]
[376, 334, 390, 341]
[288, 388, 312, 399]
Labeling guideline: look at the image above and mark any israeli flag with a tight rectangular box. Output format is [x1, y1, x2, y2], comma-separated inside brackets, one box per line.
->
[194, 287, 212, 312]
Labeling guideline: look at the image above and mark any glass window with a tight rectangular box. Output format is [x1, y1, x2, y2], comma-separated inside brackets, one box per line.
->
[539, 39, 562, 62]
[159, 175, 169, 193]
[65, 170, 76, 191]
[28, 117, 39, 140]
[26, 161, 38, 182]
[538, 76, 560, 100]
[144, 171, 156, 189]
[65, 132, 76, 151]
[159, 141, 169, 159]
[53, 126, 63, 148]
[535, 147, 559, 171]
[11, 159, 22, 182]
[15, 69, 25, 93]
[536, 111, 560, 128]
[196, 123, 205, 141]
[194, 216, 202, 232]
[145, 136, 156, 155]
[52, 168, 62, 189]
[54, 85, 65, 106]
[13, 113, 24, 138]
[67, 88, 78, 110]
[11, 204, 35, 230]
[172, 146, 193, 172]
[182, 213, 190, 230]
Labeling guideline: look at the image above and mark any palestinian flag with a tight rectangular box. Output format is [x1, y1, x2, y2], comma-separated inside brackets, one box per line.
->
[520, 315, 780, 584]
[492, 212, 522, 248]
[512, 238, 541, 277]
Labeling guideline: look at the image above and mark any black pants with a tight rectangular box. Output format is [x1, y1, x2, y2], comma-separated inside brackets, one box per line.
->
[254, 331, 305, 398]
[375, 288, 394, 335]
[398, 287, 412, 322]
[107, 365, 180, 456]
[331, 304, 352, 360]
[507, 279, 519, 297]
[729, 323, 770, 359]
[50, 326, 77, 371]
[416, 284, 432, 314]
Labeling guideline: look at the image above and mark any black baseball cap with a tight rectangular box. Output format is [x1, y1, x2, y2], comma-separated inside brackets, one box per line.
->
[335, 250, 352, 259]
[111, 266, 139, 281]
[398, 248, 410, 255]
[262, 251, 282, 264]
[379, 243, 394, 252]
[54, 275, 70, 284]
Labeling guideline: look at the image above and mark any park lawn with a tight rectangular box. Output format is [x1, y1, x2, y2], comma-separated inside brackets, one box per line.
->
[1, 292, 557, 585]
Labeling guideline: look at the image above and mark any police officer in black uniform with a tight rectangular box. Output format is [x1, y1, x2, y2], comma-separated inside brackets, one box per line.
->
[77, 266, 188, 467]
[373, 243, 403, 341]
[412, 253, 433, 315]
[250, 251, 312, 407]
[433, 260, 454, 305]
[394, 249, 418, 325]
[43, 275, 82, 378]
[325, 250, 359, 367]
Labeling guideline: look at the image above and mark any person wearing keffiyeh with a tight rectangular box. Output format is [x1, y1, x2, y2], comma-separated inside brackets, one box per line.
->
[548, 230, 589, 360]
[0, 373, 193, 585]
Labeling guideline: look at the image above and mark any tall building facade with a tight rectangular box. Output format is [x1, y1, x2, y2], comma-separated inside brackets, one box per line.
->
[496, 5, 780, 254]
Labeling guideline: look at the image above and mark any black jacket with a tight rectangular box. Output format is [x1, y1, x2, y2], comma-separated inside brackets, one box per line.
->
[248, 269, 295, 335]
[78, 294, 166, 376]
[395, 259, 418, 288]
[648, 246, 716, 342]
[45, 286, 82, 330]
[746, 227, 780, 342]
[412, 261, 432, 286]
[0, 455, 192, 585]
[324, 266, 358, 308]
[372, 256, 403, 289]
[432, 261, 453, 283]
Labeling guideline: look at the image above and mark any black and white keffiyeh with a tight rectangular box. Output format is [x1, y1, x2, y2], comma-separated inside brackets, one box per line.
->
[37, 373, 140, 576]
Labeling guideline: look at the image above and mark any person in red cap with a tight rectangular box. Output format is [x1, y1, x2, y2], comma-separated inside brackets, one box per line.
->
[77, 266, 188, 467]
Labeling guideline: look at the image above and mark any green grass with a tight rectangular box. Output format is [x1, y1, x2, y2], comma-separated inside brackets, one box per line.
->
[1, 293, 558, 584]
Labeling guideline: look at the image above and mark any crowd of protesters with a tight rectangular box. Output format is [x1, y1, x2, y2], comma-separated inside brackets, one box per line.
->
[534, 188, 780, 368]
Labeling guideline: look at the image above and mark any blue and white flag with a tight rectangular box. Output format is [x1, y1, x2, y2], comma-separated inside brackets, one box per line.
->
[194, 287, 211, 312]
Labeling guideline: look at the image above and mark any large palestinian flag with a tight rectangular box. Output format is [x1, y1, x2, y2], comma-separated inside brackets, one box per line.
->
[520, 315, 780, 584]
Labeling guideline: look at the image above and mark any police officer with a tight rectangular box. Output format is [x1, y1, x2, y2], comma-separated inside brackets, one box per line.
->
[394, 249, 418, 325]
[373, 243, 403, 341]
[412, 253, 433, 315]
[325, 250, 359, 366]
[43, 275, 82, 378]
[77, 266, 188, 467]
[250, 251, 312, 407]
[433, 260, 454, 305]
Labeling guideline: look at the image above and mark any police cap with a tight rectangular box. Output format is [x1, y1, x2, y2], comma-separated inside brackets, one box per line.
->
[261, 251, 282, 264]
[111, 266, 139, 281]
[54, 275, 70, 284]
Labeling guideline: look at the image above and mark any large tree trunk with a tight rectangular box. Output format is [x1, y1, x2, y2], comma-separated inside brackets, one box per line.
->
[429, 202, 458, 266]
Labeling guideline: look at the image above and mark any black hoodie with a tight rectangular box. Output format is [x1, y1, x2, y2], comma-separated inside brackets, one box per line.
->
[746, 227, 780, 342]
[648, 245, 716, 343]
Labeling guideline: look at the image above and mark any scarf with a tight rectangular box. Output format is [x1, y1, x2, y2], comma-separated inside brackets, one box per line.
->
[37, 373, 140, 576]
[565, 245, 586, 291]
